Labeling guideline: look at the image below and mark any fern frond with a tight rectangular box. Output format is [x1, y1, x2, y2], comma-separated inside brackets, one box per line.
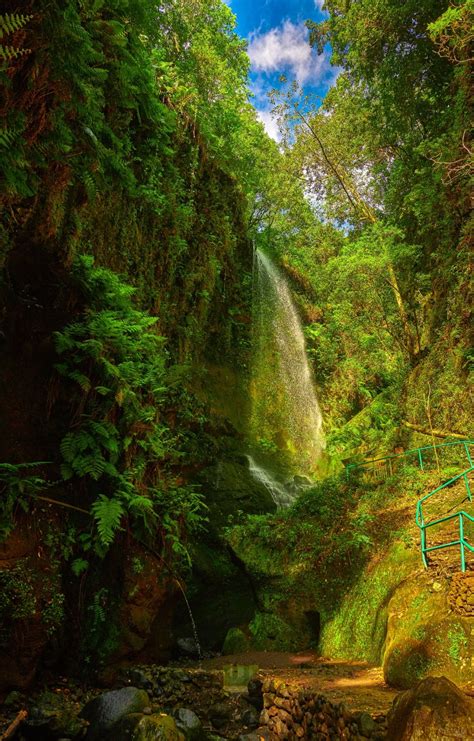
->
[91, 495, 124, 546]
[0, 13, 32, 39]
[0, 45, 29, 61]
[0, 128, 17, 148]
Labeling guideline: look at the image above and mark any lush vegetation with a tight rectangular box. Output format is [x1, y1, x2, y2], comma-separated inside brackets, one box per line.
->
[0, 0, 472, 682]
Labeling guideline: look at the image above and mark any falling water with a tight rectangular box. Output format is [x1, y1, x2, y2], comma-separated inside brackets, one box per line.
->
[250, 249, 325, 479]
[175, 578, 202, 660]
[247, 455, 295, 509]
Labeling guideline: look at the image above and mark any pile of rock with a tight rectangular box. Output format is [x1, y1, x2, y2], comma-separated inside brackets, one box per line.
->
[260, 679, 387, 740]
[448, 572, 474, 616]
[122, 666, 231, 728]
[120, 665, 262, 737]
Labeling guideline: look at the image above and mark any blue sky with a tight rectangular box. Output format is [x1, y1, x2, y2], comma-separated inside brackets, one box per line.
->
[226, 0, 336, 138]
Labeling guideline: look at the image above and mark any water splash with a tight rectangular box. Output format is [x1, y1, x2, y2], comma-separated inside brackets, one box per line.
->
[247, 455, 294, 509]
[250, 249, 325, 476]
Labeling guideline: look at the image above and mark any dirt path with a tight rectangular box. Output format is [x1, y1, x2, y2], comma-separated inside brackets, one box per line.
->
[195, 651, 398, 716]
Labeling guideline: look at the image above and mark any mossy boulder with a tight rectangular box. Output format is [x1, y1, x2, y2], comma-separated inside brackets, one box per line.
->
[222, 627, 249, 655]
[248, 612, 301, 652]
[383, 576, 473, 689]
[81, 687, 150, 741]
[386, 675, 474, 740]
[197, 458, 276, 528]
[130, 714, 185, 741]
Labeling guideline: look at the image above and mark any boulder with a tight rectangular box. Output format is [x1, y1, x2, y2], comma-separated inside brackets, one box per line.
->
[130, 714, 185, 741]
[386, 675, 474, 740]
[172, 708, 203, 739]
[240, 706, 260, 728]
[222, 627, 249, 655]
[209, 702, 232, 730]
[80, 687, 150, 740]
[176, 637, 201, 658]
[247, 678, 263, 711]
[354, 711, 378, 737]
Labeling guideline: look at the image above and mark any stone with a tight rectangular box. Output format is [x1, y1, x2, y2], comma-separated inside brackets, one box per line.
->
[131, 714, 185, 740]
[172, 708, 202, 739]
[386, 675, 474, 740]
[127, 668, 155, 691]
[241, 706, 260, 728]
[176, 637, 201, 658]
[356, 712, 377, 736]
[209, 702, 232, 730]
[239, 729, 270, 741]
[80, 687, 150, 741]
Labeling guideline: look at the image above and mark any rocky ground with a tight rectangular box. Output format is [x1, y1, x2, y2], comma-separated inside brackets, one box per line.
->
[1, 652, 474, 740]
[197, 652, 397, 717]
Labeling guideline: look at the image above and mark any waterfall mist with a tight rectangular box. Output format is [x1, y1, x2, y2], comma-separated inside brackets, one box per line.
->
[250, 249, 325, 478]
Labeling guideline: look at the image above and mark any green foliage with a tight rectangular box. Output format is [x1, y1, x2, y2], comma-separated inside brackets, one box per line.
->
[249, 612, 300, 652]
[0, 562, 37, 624]
[0, 13, 32, 62]
[81, 587, 120, 667]
[0, 559, 65, 644]
[55, 255, 204, 559]
[0, 462, 51, 540]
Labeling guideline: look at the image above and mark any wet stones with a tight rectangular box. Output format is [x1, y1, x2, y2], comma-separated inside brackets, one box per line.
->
[260, 680, 387, 740]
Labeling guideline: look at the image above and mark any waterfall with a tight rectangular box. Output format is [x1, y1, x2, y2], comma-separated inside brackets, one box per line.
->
[250, 249, 325, 481]
[247, 455, 295, 509]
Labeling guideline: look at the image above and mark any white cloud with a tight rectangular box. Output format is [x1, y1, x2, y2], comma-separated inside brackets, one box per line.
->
[256, 108, 281, 142]
[314, 0, 327, 12]
[247, 20, 333, 85]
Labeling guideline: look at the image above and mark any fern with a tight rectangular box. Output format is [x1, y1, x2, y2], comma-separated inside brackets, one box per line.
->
[0, 462, 51, 539]
[0, 13, 32, 38]
[91, 496, 124, 546]
[0, 129, 18, 148]
[0, 13, 32, 63]
[55, 256, 204, 559]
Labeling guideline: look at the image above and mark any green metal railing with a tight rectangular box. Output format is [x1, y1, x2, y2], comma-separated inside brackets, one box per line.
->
[346, 440, 474, 572]
[416, 466, 474, 572]
[346, 439, 474, 481]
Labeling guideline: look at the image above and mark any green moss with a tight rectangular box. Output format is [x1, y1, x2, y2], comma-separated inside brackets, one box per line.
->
[447, 623, 469, 663]
[320, 542, 416, 662]
[222, 627, 249, 655]
[384, 642, 434, 689]
[249, 612, 300, 651]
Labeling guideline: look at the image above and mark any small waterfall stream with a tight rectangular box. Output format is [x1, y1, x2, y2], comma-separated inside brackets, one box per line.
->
[247, 455, 295, 509]
[249, 249, 325, 504]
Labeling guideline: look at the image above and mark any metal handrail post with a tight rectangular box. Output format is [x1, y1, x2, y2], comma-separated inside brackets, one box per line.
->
[460, 514, 466, 573]
[463, 472, 472, 502]
[418, 448, 424, 470]
[465, 442, 473, 467]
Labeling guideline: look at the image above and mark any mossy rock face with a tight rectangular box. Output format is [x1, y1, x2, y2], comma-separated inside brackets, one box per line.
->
[383, 576, 474, 688]
[320, 542, 417, 663]
[197, 458, 276, 528]
[222, 627, 249, 655]
[383, 640, 434, 690]
[248, 612, 301, 652]
[386, 675, 474, 740]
